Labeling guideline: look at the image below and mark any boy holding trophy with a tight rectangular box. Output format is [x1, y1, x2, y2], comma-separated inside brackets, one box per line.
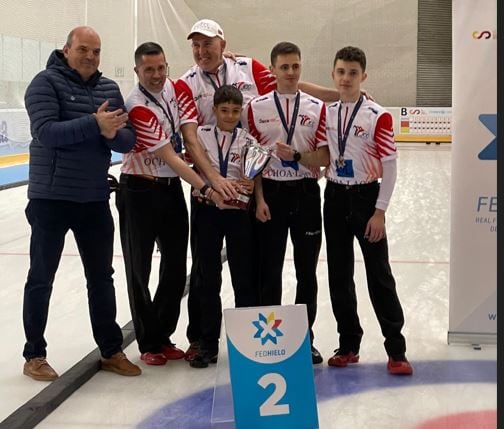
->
[190, 85, 269, 368]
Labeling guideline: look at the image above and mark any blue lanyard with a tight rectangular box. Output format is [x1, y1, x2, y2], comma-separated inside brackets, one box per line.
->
[203, 62, 227, 91]
[273, 91, 300, 146]
[337, 95, 364, 160]
[214, 126, 237, 177]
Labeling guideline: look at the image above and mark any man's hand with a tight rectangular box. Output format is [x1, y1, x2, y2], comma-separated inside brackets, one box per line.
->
[361, 89, 374, 102]
[94, 100, 129, 139]
[210, 190, 239, 210]
[256, 199, 271, 223]
[364, 209, 386, 243]
[223, 51, 244, 61]
[191, 186, 238, 209]
[209, 174, 239, 200]
[236, 178, 254, 194]
[276, 142, 295, 161]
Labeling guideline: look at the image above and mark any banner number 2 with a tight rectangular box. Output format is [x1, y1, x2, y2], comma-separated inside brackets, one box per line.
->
[258, 373, 290, 416]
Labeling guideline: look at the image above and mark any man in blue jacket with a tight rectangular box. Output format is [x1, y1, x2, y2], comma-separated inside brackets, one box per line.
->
[22, 26, 141, 380]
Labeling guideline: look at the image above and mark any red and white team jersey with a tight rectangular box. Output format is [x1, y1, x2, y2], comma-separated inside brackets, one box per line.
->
[197, 125, 252, 182]
[175, 57, 276, 127]
[121, 79, 197, 177]
[325, 98, 397, 185]
[247, 90, 327, 181]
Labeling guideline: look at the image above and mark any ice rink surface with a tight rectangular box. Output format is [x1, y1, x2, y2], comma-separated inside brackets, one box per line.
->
[0, 144, 497, 428]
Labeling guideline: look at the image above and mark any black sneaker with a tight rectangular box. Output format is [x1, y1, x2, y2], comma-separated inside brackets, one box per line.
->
[311, 346, 323, 364]
[189, 352, 218, 369]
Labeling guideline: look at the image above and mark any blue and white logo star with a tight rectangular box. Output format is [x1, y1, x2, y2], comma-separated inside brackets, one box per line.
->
[252, 312, 284, 345]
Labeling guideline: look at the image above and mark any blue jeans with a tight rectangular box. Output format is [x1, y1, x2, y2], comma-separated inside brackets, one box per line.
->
[23, 199, 123, 360]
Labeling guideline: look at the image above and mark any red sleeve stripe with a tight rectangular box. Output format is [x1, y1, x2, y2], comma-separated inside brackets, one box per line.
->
[251, 59, 277, 95]
[374, 112, 396, 158]
[247, 103, 267, 145]
[314, 104, 327, 146]
[129, 107, 167, 151]
[307, 136, 318, 151]
[174, 79, 198, 122]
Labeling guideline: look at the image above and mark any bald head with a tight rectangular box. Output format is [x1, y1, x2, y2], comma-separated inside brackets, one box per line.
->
[63, 26, 101, 81]
[66, 26, 100, 47]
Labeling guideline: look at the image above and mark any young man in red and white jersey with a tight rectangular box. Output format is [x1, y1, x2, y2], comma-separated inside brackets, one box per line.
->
[116, 42, 227, 367]
[311, 46, 412, 374]
[189, 85, 259, 368]
[248, 42, 330, 365]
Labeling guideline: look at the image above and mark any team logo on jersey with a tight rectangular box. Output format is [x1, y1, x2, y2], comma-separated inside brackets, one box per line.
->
[299, 114, 314, 128]
[232, 81, 253, 91]
[230, 152, 241, 164]
[353, 125, 369, 139]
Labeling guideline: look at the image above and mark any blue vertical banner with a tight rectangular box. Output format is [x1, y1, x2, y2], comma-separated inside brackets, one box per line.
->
[223, 305, 319, 429]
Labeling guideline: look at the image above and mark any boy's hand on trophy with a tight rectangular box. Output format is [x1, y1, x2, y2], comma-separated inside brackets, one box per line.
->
[236, 178, 254, 194]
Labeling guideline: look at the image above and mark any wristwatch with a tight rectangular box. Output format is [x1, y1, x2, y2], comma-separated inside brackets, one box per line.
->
[199, 184, 210, 197]
[293, 150, 302, 162]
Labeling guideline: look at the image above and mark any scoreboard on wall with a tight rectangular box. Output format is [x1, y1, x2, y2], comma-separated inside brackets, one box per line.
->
[389, 106, 452, 143]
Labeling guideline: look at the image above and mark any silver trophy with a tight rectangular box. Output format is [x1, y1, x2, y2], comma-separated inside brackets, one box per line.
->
[225, 129, 272, 209]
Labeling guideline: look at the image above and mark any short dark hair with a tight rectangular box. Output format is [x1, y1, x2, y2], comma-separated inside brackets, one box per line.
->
[333, 46, 366, 72]
[213, 85, 243, 106]
[270, 41, 301, 65]
[134, 42, 164, 66]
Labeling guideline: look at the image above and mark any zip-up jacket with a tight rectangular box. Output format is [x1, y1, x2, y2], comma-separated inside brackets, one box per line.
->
[24, 49, 135, 202]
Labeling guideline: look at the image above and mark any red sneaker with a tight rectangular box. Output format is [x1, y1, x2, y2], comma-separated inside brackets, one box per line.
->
[387, 357, 413, 375]
[162, 344, 185, 360]
[328, 350, 359, 367]
[140, 352, 167, 366]
[184, 342, 200, 362]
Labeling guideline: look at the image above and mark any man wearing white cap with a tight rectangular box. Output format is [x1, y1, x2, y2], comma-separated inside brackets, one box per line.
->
[175, 18, 346, 362]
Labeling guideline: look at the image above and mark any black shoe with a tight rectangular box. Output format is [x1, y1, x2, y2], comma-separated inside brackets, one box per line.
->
[311, 346, 323, 364]
[189, 352, 218, 369]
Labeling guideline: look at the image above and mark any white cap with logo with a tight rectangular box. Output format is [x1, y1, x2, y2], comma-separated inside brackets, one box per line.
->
[187, 19, 225, 40]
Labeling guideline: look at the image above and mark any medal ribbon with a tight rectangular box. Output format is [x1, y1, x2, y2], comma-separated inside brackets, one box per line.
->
[273, 91, 301, 146]
[214, 126, 237, 177]
[138, 84, 177, 140]
[203, 62, 227, 91]
[337, 95, 364, 163]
